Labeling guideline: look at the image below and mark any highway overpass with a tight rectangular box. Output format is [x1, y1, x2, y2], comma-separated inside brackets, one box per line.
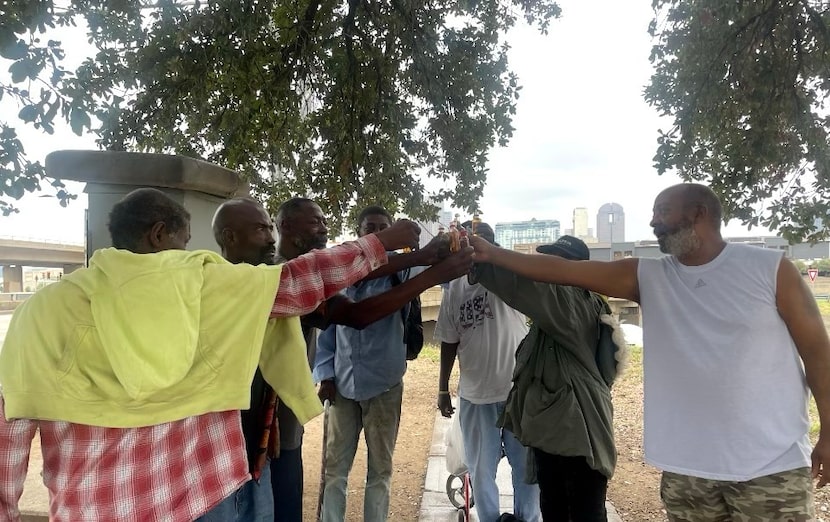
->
[0, 237, 85, 292]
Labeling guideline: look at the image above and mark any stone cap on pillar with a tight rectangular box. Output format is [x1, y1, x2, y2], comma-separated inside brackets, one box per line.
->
[45, 150, 247, 198]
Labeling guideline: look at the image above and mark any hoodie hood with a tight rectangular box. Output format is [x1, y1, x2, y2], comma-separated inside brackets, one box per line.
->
[65, 248, 227, 400]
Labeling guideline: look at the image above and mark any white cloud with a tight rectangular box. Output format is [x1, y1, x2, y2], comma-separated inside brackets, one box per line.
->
[472, 0, 767, 241]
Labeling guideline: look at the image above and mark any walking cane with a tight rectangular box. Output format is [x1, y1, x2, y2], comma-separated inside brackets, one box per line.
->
[316, 399, 331, 522]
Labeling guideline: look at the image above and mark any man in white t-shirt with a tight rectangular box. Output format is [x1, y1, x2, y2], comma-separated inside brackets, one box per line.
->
[435, 221, 541, 522]
[469, 183, 830, 521]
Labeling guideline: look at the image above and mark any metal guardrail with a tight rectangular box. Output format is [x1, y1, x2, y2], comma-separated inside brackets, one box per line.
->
[0, 293, 34, 302]
[816, 294, 830, 301]
[0, 235, 84, 247]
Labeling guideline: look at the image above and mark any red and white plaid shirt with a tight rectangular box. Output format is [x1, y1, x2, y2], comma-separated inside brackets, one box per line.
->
[0, 236, 386, 522]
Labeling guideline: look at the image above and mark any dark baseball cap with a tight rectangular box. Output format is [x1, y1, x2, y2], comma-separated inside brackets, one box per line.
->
[461, 220, 495, 244]
[536, 235, 589, 261]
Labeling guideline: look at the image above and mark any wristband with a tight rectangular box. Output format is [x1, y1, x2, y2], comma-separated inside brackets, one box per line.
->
[438, 390, 450, 395]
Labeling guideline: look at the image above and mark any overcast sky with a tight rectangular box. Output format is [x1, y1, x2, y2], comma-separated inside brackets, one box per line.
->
[0, 0, 765, 245]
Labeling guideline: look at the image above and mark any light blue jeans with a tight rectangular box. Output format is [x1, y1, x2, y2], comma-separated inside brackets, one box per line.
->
[321, 383, 403, 522]
[195, 460, 274, 521]
[459, 398, 541, 522]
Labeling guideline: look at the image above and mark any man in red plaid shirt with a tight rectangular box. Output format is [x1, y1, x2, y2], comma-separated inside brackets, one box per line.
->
[215, 197, 471, 521]
[0, 188, 423, 522]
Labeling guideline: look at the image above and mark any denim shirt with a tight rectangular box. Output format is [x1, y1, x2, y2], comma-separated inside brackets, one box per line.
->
[314, 267, 420, 401]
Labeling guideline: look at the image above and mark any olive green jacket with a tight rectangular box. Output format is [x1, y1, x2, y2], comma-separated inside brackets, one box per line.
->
[476, 263, 616, 478]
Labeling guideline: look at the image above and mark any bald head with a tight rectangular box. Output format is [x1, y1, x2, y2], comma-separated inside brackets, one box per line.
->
[212, 198, 260, 245]
[212, 198, 276, 265]
[661, 183, 723, 228]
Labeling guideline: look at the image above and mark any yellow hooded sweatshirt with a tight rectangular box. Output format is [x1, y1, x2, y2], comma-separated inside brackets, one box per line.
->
[0, 248, 321, 427]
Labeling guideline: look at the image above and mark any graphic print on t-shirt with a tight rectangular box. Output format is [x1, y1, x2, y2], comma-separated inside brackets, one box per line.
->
[458, 291, 494, 330]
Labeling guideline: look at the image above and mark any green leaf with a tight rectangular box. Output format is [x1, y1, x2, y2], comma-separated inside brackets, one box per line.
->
[18, 105, 39, 123]
[8, 60, 32, 83]
[0, 40, 29, 61]
[69, 107, 91, 135]
[2, 0, 563, 232]
[646, 0, 830, 241]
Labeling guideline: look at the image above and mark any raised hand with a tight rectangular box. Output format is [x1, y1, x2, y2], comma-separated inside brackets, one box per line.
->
[420, 233, 452, 265]
[374, 219, 421, 251]
[469, 234, 495, 263]
[429, 246, 474, 284]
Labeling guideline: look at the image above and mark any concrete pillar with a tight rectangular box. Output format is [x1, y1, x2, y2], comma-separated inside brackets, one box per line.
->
[62, 264, 83, 275]
[45, 151, 248, 261]
[1, 264, 23, 293]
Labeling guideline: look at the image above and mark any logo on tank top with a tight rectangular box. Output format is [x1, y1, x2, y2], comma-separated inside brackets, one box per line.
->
[694, 278, 706, 288]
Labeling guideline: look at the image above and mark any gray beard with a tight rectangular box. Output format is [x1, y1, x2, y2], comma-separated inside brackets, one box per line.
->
[661, 226, 700, 257]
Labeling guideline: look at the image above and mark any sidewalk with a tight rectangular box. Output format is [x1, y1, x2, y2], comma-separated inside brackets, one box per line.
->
[418, 407, 622, 521]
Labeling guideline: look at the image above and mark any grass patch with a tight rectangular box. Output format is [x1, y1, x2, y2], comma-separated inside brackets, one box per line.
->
[417, 343, 441, 363]
[818, 300, 830, 316]
[620, 345, 643, 386]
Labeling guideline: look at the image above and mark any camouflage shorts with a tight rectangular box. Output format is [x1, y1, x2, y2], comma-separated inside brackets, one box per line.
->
[660, 467, 814, 522]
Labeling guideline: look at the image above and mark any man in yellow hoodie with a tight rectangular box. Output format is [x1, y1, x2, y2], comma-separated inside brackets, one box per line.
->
[0, 187, 428, 522]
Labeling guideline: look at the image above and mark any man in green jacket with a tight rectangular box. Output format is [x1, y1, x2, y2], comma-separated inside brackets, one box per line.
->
[473, 235, 622, 522]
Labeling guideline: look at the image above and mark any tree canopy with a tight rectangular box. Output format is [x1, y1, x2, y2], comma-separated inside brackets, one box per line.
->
[1, 0, 561, 231]
[646, 0, 830, 242]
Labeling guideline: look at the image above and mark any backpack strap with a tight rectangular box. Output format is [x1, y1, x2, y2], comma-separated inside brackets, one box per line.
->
[389, 269, 410, 323]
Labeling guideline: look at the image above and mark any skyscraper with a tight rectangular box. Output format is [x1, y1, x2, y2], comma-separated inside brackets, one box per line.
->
[412, 201, 453, 248]
[597, 203, 625, 243]
[494, 218, 560, 250]
[573, 207, 589, 238]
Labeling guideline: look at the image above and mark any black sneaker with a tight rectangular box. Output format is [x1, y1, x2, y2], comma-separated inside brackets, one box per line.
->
[496, 514, 521, 522]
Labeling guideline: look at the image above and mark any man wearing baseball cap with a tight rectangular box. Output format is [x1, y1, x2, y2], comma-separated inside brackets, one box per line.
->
[535, 234, 591, 260]
[471, 234, 624, 521]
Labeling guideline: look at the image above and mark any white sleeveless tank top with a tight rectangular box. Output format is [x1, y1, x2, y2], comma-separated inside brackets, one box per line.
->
[637, 243, 810, 481]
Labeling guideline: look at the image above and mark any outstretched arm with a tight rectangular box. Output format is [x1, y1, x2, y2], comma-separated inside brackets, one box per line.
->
[271, 220, 421, 317]
[362, 233, 451, 280]
[776, 258, 830, 487]
[328, 248, 473, 330]
[475, 263, 598, 342]
[470, 236, 641, 302]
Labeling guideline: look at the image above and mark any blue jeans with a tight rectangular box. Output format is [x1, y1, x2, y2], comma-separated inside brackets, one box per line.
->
[459, 398, 541, 522]
[321, 383, 403, 522]
[270, 446, 304, 522]
[195, 462, 274, 521]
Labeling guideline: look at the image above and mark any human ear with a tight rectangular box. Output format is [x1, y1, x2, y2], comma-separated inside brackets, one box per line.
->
[693, 203, 708, 224]
[221, 228, 235, 246]
[147, 221, 168, 249]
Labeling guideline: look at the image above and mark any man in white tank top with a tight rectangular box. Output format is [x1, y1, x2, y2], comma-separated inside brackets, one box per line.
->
[468, 183, 830, 521]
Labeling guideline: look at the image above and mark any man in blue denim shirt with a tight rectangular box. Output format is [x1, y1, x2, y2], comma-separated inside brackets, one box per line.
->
[315, 205, 428, 522]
